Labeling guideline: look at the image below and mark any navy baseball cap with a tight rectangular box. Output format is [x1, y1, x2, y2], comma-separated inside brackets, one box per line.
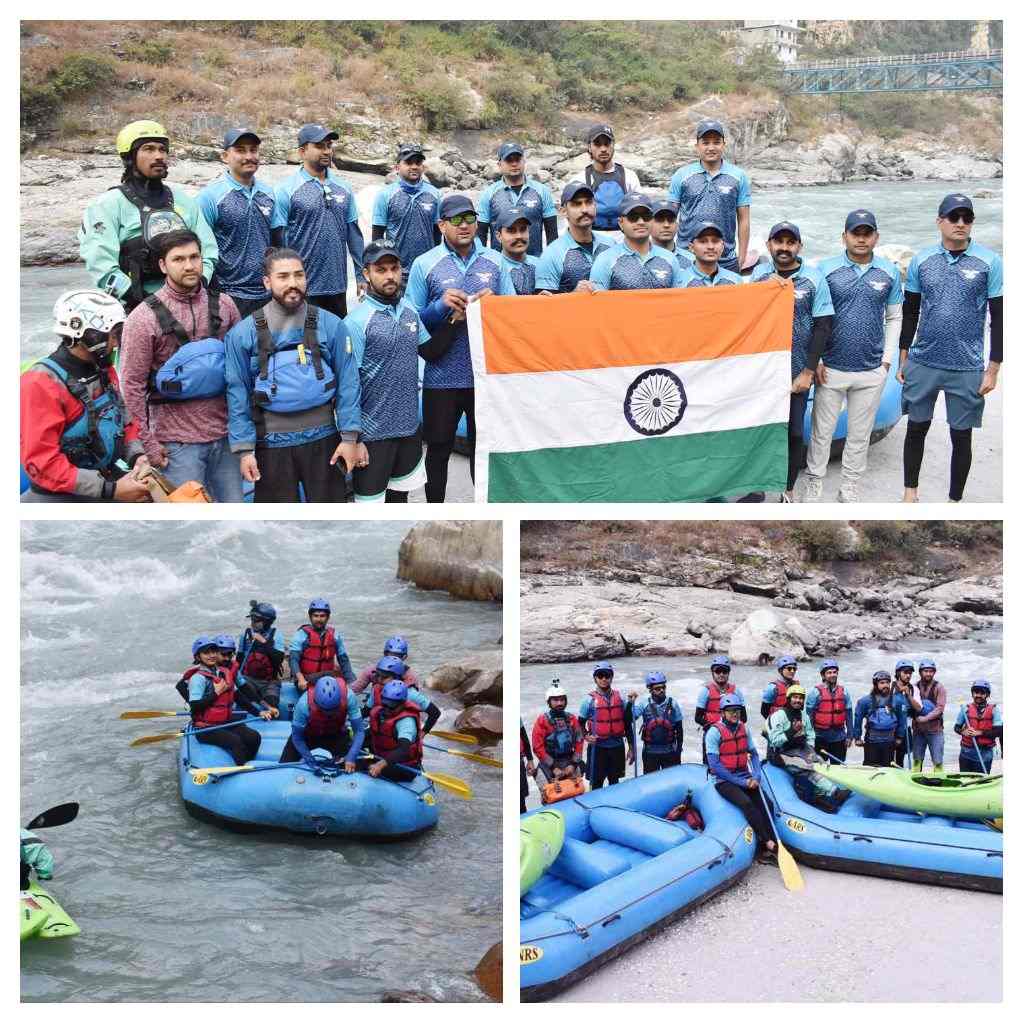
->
[618, 193, 653, 217]
[495, 206, 531, 230]
[298, 123, 338, 145]
[692, 220, 724, 238]
[587, 123, 615, 143]
[223, 127, 261, 149]
[560, 180, 593, 204]
[651, 198, 679, 217]
[938, 192, 974, 218]
[768, 221, 802, 242]
[363, 238, 402, 265]
[696, 119, 725, 139]
[845, 209, 878, 232]
[439, 194, 475, 220]
[498, 141, 525, 160]
[396, 142, 425, 161]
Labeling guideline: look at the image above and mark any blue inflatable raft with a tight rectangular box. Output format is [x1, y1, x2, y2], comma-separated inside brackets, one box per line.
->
[762, 765, 1002, 893]
[803, 361, 902, 452]
[178, 718, 439, 839]
[520, 764, 756, 1002]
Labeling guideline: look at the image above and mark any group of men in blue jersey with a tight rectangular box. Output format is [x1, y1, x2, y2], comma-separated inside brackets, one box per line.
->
[175, 597, 441, 779]
[27, 114, 999, 504]
[520, 656, 1002, 830]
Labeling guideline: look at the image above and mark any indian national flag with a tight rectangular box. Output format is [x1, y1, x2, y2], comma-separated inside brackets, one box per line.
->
[467, 279, 794, 502]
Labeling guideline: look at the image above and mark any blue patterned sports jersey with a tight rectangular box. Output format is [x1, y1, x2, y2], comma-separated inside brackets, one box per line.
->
[750, 259, 834, 378]
[478, 178, 556, 256]
[668, 160, 751, 264]
[590, 242, 686, 290]
[197, 172, 280, 302]
[534, 231, 612, 293]
[273, 168, 360, 296]
[904, 241, 1003, 371]
[679, 264, 742, 288]
[405, 239, 514, 389]
[371, 180, 441, 272]
[344, 296, 429, 441]
[500, 252, 539, 295]
[817, 252, 903, 371]
[670, 247, 694, 271]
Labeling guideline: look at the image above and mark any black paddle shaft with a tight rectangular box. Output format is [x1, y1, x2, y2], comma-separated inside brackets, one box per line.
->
[25, 802, 79, 830]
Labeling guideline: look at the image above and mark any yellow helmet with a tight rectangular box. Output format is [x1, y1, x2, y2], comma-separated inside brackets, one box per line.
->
[786, 684, 806, 698]
[116, 120, 169, 156]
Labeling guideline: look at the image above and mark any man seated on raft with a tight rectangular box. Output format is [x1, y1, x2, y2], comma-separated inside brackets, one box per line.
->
[279, 676, 365, 772]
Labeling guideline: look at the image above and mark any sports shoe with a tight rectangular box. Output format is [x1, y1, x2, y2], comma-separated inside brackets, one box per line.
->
[837, 485, 858, 503]
[801, 476, 823, 502]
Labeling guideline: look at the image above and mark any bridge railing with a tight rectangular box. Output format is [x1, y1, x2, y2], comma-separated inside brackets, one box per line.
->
[787, 49, 1002, 71]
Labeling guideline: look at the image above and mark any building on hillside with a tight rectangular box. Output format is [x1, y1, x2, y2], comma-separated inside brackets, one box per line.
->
[736, 20, 803, 64]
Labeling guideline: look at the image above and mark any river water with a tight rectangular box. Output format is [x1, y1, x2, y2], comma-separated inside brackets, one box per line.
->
[21, 520, 502, 1002]
[19, 178, 1002, 365]
[520, 630, 1002, 1002]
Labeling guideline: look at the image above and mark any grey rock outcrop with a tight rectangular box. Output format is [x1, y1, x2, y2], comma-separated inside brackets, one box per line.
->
[729, 608, 808, 665]
[397, 521, 502, 602]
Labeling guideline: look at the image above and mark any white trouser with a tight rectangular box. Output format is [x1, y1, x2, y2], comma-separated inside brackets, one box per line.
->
[805, 365, 887, 486]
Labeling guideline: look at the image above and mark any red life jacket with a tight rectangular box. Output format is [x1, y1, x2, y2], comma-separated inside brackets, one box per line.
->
[370, 673, 419, 709]
[963, 702, 996, 749]
[192, 668, 235, 728]
[813, 683, 847, 731]
[305, 682, 349, 739]
[242, 628, 278, 681]
[641, 698, 676, 746]
[590, 689, 625, 739]
[299, 624, 338, 677]
[704, 682, 736, 726]
[711, 720, 750, 772]
[369, 701, 423, 766]
[769, 679, 789, 712]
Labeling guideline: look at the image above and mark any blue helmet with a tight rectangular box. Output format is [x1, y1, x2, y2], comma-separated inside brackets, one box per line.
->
[308, 598, 331, 615]
[711, 655, 731, 670]
[383, 635, 409, 658]
[920, 699, 936, 716]
[645, 670, 667, 687]
[894, 659, 914, 673]
[376, 655, 407, 679]
[970, 679, 992, 695]
[192, 635, 217, 658]
[919, 658, 937, 671]
[593, 661, 614, 676]
[819, 659, 839, 673]
[720, 693, 744, 711]
[313, 676, 342, 710]
[381, 680, 409, 706]
[214, 633, 236, 652]
[248, 601, 277, 625]
[776, 655, 797, 671]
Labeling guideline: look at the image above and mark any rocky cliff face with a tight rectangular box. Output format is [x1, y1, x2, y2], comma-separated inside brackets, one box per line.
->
[397, 521, 502, 603]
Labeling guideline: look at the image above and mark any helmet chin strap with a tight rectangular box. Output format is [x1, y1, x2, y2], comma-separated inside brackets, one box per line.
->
[69, 330, 112, 368]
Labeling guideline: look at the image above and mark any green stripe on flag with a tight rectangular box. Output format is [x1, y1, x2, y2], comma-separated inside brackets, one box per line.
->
[488, 423, 788, 502]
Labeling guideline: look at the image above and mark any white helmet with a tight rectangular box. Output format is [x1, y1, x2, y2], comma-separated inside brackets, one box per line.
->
[545, 683, 567, 702]
[53, 289, 126, 341]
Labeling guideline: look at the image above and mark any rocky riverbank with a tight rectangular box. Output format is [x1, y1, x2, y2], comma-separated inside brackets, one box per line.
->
[398, 521, 502, 603]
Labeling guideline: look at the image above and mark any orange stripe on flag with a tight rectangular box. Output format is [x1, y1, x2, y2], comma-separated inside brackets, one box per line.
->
[480, 278, 794, 375]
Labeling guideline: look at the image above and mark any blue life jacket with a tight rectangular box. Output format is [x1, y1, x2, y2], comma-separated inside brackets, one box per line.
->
[585, 164, 627, 230]
[146, 290, 226, 402]
[641, 697, 678, 748]
[36, 357, 125, 472]
[251, 306, 337, 426]
[542, 712, 576, 759]
[866, 696, 898, 740]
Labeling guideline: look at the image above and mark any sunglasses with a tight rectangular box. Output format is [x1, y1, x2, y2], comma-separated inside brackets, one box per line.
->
[624, 210, 652, 223]
[945, 212, 975, 225]
[712, 667, 730, 674]
[447, 212, 477, 227]
[594, 672, 613, 680]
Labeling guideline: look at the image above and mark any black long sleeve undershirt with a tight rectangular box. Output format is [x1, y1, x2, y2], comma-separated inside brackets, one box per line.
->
[901, 293, 1002, 364]
[418, 316, 459, 362]
[543, 215, 558, 245]
[808, 315, 833, 371]
[422, 701, 441, 736]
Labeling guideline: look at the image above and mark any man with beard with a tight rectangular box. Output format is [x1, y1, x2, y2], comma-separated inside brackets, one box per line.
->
[649, 198, 692, 271]
[892, 658, 917, 768]
[494, 207, 540, 295]
[272, 124, 364, 319]
[750, 222, 834, 502]
[223, 248, 361, 502]
[583, 123, 641, 233]
[477, 141, 557, 256]
[532, 683, 585, 785]
[198, 128, 278, 318]
[579, 661, 635, 788]
[853, 670, 909, 767]
[119, 229, 243, 501]
[627, 671, 684, 773]
[805, 659, 854, 764]
[908, 658, 946, 771]
[535, 182, 611, 294]
[80, 120, 218, 312]
[589, 194, 685, 291]
[343, 239, 430, 502]
[290, 598, 355, 692]
[954, 681, 1002, 773]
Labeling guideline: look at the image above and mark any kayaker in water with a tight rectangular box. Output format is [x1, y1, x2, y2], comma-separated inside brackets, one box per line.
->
[187, 636, 273, 765]
[521, 718, 537, 813]
[360, 656, 441, 737]
[892, 658, 917, 767]
[696, 655, 746, 765]
[236, 600, 286, 709]
[766, 684, 851, 812]
[909, 658, 946, 770]
[367, 680, 428, 780]
[279, 675, 364, 771]
[627, 671, 683, 773]
[853, 670, 909, 767]
[532, 682, 585, 785]
[955, 680, 1002, 773]
[290, 598, 355, 693]
[352, 636, 421, 696]
[580, 662, 635, 788]
[805, 658, 853, 763]
[706, 693, 777, 864]
[20, 829, 55, 890]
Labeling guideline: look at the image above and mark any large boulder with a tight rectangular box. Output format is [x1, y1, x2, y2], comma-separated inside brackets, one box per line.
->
[454, 703, 502, 738]
[425, 653, 502, 706]
[915, 575, 1003, 615]
[398, 521, 502, 602]
[729, 608, 808, 665]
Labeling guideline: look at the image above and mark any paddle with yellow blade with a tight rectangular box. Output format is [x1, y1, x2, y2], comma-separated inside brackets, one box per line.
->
[753, 758, 805, 892]
[430, 729, 481, 746]
[129, 716, 266, 747]
[120, 710, 189, 720]
[423, 741, 501, 768]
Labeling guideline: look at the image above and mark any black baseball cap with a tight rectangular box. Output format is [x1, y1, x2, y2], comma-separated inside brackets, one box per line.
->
[651, 198, 679, 217]
[439, 194, 475, 220]
[298, 123, 338, 145]
[618, 193, 653, 217]
[396, 143, 425, 161]
[696, 119, 725, 139]
[362, 238, 402, 265]
[560, 181, 593, 204]
[223, 127, 261, 149]
[587, 123, 614, 143]
[495, 206, 531, 230]
[768, 221, 802, 242]
[938, 193, 974, 218]
[845, 209, 878, 232]
[692, 220, 725, 238]
[497, 141, 525, 160]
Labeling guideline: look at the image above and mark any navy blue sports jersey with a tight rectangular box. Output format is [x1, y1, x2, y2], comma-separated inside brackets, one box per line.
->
[478, 178, 555, 256]
[371, 180, 441, 272]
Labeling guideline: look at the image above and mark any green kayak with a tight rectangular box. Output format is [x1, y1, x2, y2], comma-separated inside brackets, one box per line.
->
[19, 880, 79, 941]
[813, 764, 1002, 820]
[520, 810, 566, 896]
